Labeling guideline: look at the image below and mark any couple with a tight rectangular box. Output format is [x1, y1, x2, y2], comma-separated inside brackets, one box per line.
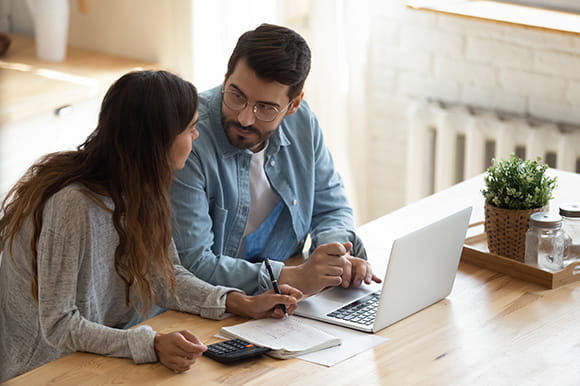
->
[0, 24, 380, 381]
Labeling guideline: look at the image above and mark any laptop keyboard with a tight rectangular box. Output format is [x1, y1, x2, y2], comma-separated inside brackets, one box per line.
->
[326, 291, 381, 326]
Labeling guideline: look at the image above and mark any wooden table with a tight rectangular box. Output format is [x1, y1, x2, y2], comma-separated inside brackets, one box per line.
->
[7, 170, 580, 385]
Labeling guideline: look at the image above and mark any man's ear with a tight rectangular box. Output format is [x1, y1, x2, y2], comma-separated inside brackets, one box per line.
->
[286, 92, 304, 116]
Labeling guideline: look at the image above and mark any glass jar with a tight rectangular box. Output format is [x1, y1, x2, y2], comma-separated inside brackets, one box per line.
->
[559, 203, 580, 266]
[524, 212, 570, 271]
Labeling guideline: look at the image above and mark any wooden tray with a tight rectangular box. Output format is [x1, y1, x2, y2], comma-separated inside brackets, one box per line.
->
[462, 222, 580, 289]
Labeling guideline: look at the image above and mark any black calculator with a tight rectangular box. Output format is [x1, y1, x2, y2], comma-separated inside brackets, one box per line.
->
[203, 339, 271, 364]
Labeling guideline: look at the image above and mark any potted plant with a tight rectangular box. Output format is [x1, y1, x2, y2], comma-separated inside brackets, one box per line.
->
[481, 154, 557, 262]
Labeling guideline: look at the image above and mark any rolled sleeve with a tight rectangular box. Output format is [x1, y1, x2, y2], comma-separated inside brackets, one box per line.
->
[196, 286, 235, 320]
[156, 247, 250, 317]
[127, 325, 157, 364]
[258, 259, 284, 292]
[311, 229, 367, 259]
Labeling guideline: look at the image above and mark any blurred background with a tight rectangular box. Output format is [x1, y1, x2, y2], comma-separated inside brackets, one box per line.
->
[1, 0, 580, 225]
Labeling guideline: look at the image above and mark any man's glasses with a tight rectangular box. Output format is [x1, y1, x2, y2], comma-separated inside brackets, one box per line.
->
[222, 89, 292, 122]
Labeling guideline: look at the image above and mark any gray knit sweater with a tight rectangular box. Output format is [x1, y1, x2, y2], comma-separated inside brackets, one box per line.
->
[0, 184, 236, 382]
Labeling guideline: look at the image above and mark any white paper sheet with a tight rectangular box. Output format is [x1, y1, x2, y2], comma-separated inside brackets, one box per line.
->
[215, 317, 388, 367]
[294, 317, 389, 367]
[218, 316, 341, 357]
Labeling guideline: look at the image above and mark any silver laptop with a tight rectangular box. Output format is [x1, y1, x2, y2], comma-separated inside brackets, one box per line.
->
[294, 207, 472, 333]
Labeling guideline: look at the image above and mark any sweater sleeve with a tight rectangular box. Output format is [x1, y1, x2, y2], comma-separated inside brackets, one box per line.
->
[153, 240, 243, 320]
[36, 190, 158, 364]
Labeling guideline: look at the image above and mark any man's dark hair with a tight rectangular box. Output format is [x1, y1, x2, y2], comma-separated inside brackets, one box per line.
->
[226, 23, 311, 100]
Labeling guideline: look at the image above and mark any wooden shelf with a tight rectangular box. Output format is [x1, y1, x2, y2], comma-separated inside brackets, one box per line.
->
[0, 35, 157, 125]
[407, 0, 580, 35]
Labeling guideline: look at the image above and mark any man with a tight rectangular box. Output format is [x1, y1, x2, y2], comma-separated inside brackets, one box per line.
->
[171, 24, 380, 296]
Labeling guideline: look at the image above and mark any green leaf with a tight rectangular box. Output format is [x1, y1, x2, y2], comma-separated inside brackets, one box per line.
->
[481, 154, 556, 209]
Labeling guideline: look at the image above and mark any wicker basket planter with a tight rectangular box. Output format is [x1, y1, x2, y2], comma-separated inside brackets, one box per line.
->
[484, 201, 547, 262]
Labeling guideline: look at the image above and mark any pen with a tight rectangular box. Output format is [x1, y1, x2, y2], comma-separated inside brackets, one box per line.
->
[264, 257, 288, 316]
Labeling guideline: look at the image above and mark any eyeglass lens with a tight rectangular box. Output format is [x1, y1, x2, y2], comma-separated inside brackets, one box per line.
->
[223, 91, 282, 122]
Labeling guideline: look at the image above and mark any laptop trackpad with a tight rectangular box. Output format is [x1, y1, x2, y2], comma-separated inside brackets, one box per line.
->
[296, 286, 376, 316]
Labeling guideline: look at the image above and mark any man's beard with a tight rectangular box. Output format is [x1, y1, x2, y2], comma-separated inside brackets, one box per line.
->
[222, 116, 268, 151]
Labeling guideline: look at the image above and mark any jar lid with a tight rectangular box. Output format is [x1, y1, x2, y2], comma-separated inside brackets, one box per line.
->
[559, 203, 580, 217]
[529, 212, 562, 228]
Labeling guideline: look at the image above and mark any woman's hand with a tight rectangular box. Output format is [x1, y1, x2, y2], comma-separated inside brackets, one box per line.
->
[154, 330, 207, 373]
[226, 284, 303, 319]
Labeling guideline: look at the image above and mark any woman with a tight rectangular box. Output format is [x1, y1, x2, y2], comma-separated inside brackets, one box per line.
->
[0, 70, 301, 382]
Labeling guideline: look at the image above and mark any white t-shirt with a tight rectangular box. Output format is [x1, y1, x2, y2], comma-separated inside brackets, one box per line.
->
[243, 146, 281, 237]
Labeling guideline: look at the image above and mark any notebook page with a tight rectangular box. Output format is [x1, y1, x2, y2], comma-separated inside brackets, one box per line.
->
[220, 316, 341, 353]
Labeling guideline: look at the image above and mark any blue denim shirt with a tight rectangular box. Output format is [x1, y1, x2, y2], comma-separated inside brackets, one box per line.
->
[170, 86, 366, 295]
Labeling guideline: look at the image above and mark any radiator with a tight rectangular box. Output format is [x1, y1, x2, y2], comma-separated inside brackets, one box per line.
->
[405, 101, 580, 203]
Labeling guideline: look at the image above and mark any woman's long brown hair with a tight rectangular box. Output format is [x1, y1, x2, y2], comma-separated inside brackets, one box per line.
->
[0, 70, 198, 314]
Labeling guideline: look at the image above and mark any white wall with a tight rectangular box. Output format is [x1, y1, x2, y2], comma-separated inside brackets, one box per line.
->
[363, 1, 580, 222]
[6, 0, 580, 223]
[1, 0, 194, 78]
[67, 0, 194, 78]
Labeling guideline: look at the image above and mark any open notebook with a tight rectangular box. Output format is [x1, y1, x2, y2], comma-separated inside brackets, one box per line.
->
[218, 316, 341, 359]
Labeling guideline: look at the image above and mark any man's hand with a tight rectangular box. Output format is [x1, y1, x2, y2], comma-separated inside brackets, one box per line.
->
[225, 284, 303, 319]
[279, 242, 382, 294]
[343, 254, 382, 288]
[339, 242, 382, 288]
[154, 330, 207, 373]
[278, 242, 350, 295]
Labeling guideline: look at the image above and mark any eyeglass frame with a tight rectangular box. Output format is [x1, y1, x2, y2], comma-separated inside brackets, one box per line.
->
[221, 87, 294, 123]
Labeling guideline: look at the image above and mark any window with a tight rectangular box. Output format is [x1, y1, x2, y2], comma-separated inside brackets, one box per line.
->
[407, 0, 580, 35]
[501, 0, 580, 14]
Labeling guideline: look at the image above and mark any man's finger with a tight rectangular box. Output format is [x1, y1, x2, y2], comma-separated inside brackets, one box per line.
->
[317, 242, 348, 256]
[341, 259, 352, 288]
[343, 241, 353, 254]
[321, 276, 342, 288]
[320, 253, 348, 267]
[364, 268, 373, 284]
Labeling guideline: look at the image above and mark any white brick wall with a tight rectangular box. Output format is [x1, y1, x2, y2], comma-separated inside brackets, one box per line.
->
[535, 50, 580, 80]
[400, 25, 464, 56]
[567, 80, 580, 101]
[500, 69, 567, 100]
[363, 3, 580, 222]
[434, 56, 497, 87]
[466, 37, 534, 70]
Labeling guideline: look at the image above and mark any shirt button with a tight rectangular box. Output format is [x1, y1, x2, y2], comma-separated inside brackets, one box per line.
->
[292, 199, 297, 205]
[270, 160, 275, 167]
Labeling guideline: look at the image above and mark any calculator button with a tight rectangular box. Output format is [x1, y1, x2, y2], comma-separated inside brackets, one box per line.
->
[203, 339, 271, 364]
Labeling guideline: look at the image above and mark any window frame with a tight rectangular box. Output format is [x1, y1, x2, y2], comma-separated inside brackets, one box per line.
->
[406, 0, 580, 35]
[500, 0, 580, 13]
